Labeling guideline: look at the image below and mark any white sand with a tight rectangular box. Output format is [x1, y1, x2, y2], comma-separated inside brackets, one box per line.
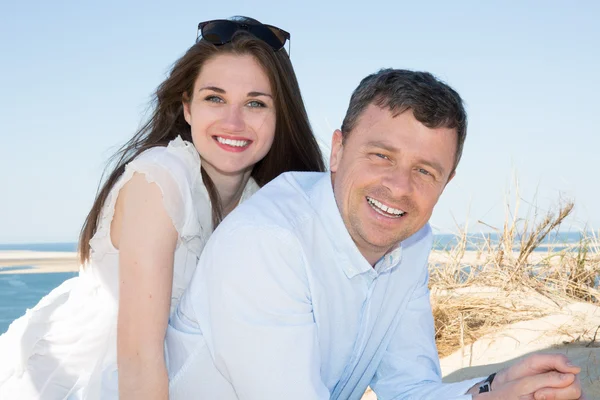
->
[0, 248, 506, 274]
[0, 250, 78, 274]
[362, 289, 600, 399]
[440, 300, 600, 397]
[428, 248, 562, 267]
[0, 248, 529, 275]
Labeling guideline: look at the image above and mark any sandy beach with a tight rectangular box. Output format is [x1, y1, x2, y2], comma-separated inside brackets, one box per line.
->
[0, 248, 491, 274]
[0, 247, 566, 274]
[0, 250, 79, 274]
[361, 288, 600, 399]
[440, 295, 600, 398]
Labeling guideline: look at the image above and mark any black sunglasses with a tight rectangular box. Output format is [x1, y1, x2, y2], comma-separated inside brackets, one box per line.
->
[196, 20, 291, 53]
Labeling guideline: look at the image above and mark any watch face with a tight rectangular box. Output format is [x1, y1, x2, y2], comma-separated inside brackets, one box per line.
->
[479, 382, 491, 393]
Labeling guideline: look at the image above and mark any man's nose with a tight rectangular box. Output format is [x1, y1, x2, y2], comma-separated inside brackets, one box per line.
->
[381, 167, 414, 197]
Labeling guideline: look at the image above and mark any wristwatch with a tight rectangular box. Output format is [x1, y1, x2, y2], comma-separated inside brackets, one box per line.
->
[478, 372, 496, 393]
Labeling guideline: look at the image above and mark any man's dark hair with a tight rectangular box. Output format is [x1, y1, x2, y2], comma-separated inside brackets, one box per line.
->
[341, 69, 467, 173]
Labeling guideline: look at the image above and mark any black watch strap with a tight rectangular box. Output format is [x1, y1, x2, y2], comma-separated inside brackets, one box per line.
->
[478, 372, 496, 393]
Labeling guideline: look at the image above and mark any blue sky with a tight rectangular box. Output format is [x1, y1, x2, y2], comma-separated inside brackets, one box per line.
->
[1, 0, 598, 243]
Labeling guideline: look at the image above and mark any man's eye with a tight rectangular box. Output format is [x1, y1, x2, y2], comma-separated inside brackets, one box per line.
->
[418, 168, 431, 176]
[374, 153, 389, 160]
[205, 96, 224, 103]
[247, 100, 266, 108]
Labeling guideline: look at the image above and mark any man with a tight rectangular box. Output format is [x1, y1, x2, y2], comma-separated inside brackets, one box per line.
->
[166, 69, 584, 399]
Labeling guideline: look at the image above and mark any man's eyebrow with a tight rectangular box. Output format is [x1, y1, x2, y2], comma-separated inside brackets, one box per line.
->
[418, 159, 444, 176]
[365, 140, 445, 175]
[364, 140, 399, 153]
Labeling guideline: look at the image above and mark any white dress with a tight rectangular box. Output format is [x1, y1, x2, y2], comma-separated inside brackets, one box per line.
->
[0, 137, 259, 400]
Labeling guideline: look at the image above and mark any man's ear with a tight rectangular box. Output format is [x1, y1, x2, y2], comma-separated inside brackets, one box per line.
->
[182, 93, 192, 125]
[445, 170, 456, 187]
[329, 129, 344, 172]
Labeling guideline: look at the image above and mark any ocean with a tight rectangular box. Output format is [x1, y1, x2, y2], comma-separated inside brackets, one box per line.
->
[0, 243, 78, 334]
[0, 232, 594, 334]
[0, 272, 78, 334]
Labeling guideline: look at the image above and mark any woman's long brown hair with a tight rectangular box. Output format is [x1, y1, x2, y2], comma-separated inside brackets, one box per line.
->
[78, 17, 325, 265]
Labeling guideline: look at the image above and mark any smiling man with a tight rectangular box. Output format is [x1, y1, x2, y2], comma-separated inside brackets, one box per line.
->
[329, 102, 459, 266]
[166, 69, 584, 400]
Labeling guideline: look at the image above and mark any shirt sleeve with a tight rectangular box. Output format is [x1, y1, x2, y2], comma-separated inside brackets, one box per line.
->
[370, 265, 484, 400]
[198, 224, 331, 400]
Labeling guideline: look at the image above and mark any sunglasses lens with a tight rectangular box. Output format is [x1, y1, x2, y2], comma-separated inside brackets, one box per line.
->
[266, 26, 289, 48]
[198, 20, 289, 52]
[201, 21, 238, 45]
[249, 25, 286, 50]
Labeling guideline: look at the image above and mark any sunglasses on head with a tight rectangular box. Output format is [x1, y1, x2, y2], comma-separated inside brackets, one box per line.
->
[196, 19, 291, 53]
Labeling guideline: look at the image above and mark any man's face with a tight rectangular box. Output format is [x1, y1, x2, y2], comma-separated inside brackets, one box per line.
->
[330, 104, 457, 264]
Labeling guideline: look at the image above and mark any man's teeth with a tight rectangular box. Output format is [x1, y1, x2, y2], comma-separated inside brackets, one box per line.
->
[216, 137, 249, 147]
[366, 197, 405, 217]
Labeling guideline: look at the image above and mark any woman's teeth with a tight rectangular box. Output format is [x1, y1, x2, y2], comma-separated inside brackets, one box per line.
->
[216, 137, 249, 147]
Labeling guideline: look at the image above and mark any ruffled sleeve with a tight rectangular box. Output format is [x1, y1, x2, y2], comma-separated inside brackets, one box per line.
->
[89, 137, 210, 260]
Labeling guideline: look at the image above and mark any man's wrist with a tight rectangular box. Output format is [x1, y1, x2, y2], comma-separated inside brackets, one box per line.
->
[466, 379, 487, 395]
[491, 369, 506, 390]
[471, 393, 493, 399]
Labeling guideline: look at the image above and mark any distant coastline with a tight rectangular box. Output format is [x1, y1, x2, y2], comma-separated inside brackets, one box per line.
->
[0, 231, 595, 275]
[1, 230, 595, 254]
[0, 242, 78, 252]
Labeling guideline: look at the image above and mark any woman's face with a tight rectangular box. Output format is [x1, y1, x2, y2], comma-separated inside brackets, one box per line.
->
[183, 53, 276, 180]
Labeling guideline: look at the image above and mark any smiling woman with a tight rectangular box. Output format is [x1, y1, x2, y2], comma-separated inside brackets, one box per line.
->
[0, 15, 324, 400]
[182, 53, 277, 195]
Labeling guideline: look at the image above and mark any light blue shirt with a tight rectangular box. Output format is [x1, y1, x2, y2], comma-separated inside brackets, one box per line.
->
[166, 172, 482, 399]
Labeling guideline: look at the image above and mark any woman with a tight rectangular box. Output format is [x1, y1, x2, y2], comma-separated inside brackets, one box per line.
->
[0, 16, 325, 399]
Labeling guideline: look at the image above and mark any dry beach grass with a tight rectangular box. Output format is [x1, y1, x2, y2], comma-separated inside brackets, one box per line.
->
[363, 199, 600, 399]
[430, 200, 600, 358]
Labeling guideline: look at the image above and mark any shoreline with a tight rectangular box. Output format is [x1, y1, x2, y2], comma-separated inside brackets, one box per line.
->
[0, 248, 561, 275]
[0, 251, 79, 274]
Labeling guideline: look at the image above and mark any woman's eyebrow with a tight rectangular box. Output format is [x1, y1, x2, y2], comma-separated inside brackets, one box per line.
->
[247, 91, 272, 98]
[198, 86, 225, 93]
[198, 87, 272, 98]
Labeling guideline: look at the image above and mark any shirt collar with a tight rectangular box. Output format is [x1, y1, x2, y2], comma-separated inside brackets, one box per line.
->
[308, 172, 402, 279]
[375, 243, 403, 273]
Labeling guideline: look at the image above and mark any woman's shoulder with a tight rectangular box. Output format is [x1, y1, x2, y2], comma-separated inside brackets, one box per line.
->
[122, 137, 210, 252]
[130, 136, 201, 189]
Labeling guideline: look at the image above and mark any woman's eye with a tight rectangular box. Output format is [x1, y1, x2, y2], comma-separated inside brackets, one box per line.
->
[247, 100, 266, 108]
[205, 95, 224, 103]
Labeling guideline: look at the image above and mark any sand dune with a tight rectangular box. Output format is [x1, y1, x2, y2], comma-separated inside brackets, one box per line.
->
[362, 292, 600, 399]
[440, 300, 600, 397]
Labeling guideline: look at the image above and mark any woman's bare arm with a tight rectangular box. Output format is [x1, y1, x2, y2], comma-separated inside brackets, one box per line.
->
[112, 172, 178, 399]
